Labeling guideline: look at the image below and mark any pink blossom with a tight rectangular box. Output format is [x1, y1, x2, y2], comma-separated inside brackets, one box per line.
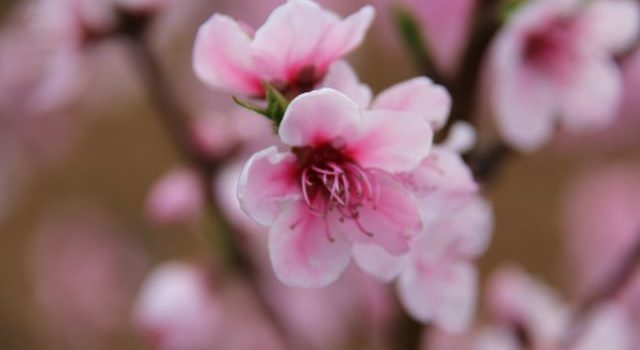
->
[563, 165, 640, 318]
[193, 0, 375, 97]
[488, 0, 640, 152]
[486, 265, 635, 350]
[354, 194, 492, 332]
[145, 167, 205, 226]
[133, 262, 220, 350]
[237, 88, 433, 287]
[343, 76, 488, 330]
[28, 202, 148, 350]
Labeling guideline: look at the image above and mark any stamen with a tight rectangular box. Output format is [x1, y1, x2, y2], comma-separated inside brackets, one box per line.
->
[353, 215, 374, 238]
[301, 167, 312, 208]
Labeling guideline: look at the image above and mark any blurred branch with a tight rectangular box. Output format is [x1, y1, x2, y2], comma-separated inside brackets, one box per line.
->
[444, 0, 502, 137]
[393, 312, 425, 350]
[467, 141, 514, 183]
[110, 9, 297, 349]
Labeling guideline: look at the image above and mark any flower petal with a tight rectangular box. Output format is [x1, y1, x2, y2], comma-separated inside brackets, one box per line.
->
[574, 304, 634, 350]
[314, 5, 375, 70]
[352, 244, 408, 282]
[237, 146, 300, 226]
[320, 60, 372, 109]
[492, 64, 556, 152]
[372, 77, 452, 130]
[193, 14, 262, 95]
[558, 58, 623, 133]
[401, 147, 478, 197]
[579, 0, 640, 54]
[279, 88, 361, 147]
[330, 171, 423, 255]
[397, 261, 477, 332]
[269, 200, 351, 288]
[347, 110, 432, 173]
[418, 195, 494, 259]
[251, 0, 336, 82]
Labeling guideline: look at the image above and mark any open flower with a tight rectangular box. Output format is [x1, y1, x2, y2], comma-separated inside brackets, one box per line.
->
[237, 88, 433, 288]
[354, 192, 492, 332]
[193, 0, 374, 97]
[489, 0, 639, 151]
[352, 76, 490, 331]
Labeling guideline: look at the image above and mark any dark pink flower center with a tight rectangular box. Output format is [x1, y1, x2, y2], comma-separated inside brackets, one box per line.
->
[523, 18, 578, 76]
[272, 65, 322, 100]
[292, 143, 378, 241]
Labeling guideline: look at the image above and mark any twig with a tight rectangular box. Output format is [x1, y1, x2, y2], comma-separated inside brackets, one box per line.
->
[112, 9, 296, 349]
[442, 0, 502, 138]
[468, 141, 514, 183]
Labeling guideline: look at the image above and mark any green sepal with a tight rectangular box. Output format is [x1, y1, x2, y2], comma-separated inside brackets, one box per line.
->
[232, 82, 289, 132]
[498, 0, 528, 23]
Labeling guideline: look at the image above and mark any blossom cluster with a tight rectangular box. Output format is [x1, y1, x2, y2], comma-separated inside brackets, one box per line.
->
[1, 0, 640, 349]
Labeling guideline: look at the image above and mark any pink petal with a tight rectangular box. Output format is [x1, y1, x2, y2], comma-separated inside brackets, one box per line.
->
[268, 200, 351, 288]
[193, 14, 263, 95]
[409, 0, 477, 76]
[352, 244, 408, 282]
[330, 171, 423, 255]
[398, 261, 477, 332]
[145, 168, 205, 226]
[320, 60, 372, 109]
[492, 64, 556, 152]
[578, 0, 640, 54]
[348, 110, 432, 173]
[401, 147, 478, 197]
[418, 195, 493, 260]
[574, 304, 633, 350]
[314, 5, 375, 70]
[558, 57, 623, 133]
[441, 121, 477, 153]
[237, 146, 300, 226]
[279, 88, 361, 147]
[372, 77, 452, 130]
[486, 265, 569, 342]
[250, 0, 336, 82]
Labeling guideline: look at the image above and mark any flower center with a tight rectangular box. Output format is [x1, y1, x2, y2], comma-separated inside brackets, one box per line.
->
[271, 65, 321, 100]
[292, 143, 378, 241]
[523, 18, 577, 76]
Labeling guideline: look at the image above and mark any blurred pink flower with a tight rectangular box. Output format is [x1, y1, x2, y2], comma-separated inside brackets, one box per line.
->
[145, 167, 205, 226]
[193, 0, 374, 97]
[488, 0, 639, 152]
[237, 88, 433, 287]
[486, 265, 635, 350]
[264, 264, 394, 349]
[563, 165, 640, 318]
[133, 261, 220, 350]
[29, 202, 148, 350]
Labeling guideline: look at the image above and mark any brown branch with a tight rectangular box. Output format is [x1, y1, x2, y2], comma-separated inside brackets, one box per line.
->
[112, 10, 297, 349]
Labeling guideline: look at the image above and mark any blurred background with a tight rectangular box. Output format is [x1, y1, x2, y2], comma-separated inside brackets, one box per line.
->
[0, 0, 639, 349]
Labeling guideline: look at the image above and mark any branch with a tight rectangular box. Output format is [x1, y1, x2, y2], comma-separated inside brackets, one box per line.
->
[113, 11, 297, 349]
